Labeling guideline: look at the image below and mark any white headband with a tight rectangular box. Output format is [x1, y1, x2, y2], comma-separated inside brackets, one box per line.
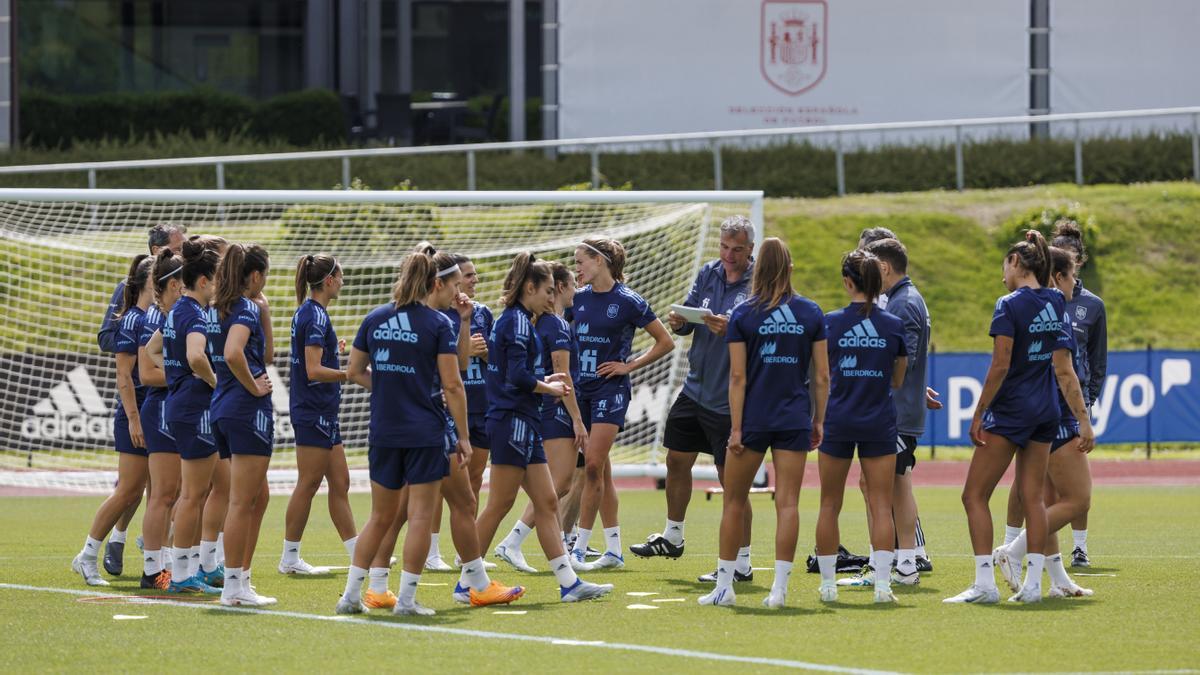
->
[436, 263, 461, 278]
[581, 242, 611, 263]
[158, 266, 182, 282]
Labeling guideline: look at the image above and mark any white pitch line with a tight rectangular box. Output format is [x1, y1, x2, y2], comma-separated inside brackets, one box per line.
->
[0, 583, 899, 674]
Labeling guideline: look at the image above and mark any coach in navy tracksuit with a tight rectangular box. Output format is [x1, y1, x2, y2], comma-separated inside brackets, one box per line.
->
[630, 215, 755, 574]
[97, 225, 186, 352]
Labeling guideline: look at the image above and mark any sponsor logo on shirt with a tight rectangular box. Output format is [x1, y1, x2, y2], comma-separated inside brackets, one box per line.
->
[575, 322, 610, 344]
[373, 346, 415, 374]
[1028, 339, 1052, 362]
[760, 340, 799, 364]
[372, 313, 419, 343]
[838, 352, 883, 378]
[837, 318, 888, 349]
[1028, 302, 1064, 333]
[758, 304, 806, 335]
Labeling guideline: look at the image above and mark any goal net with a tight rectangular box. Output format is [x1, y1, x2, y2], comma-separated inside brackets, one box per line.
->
[0, 188, 762, 493]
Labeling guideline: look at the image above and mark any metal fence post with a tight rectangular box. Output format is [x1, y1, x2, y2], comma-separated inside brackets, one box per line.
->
[712, 142, 723, 190]
[1074, 119, 1084, 186]
[590, 146, 600, 189]
[954, 125, 965, 191]
[87, 169, 96, 189]
[341, 157, 351, 189]
[216, 163, 226, 190]
[1146, 343, 1153, 458]
[1192, 113, 1199, 182]
[929, 343, 937, 460]
[467, 151, 477, 190]
[835, 131, 846, 196]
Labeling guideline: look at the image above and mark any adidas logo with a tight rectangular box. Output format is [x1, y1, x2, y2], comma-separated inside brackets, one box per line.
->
[21, 366, 113, 441]
[372, 313, 419, 343]
[838, 318, 887, 349]
[1028, 301, 1064, 333]
[758, 304, 805, 335]
[839, 354, 858, 370]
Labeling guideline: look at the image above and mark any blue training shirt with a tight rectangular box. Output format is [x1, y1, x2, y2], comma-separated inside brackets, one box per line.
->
[210, 297, 270, 422]
[726, 295, 826, 433]
[113, 306, 148, 420]
[462, 302, 494, 418]
[163, 296, 216, 424]
[486, 304, 543, 422]
[824, 304, 908, 442]
[139, 304, 168, 404]
[290, 299, 341, 425]
[536, 312, 577, 417]
[1069, 279, 1107, 406]
[571, 283, 656, 400]
[1058, 310, 1082, 425]
[353, 302, 458, 448]
[987, 286, 1073, 426]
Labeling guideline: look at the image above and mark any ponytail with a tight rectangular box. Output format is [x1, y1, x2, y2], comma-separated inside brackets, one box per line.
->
[1051, 219, 1088, 267]
[180, 236, 220, 289]
[841, 249, 883, 316]
[295, 253, 339, 303]
[579, 237, 627, 283]
[750, 238, 794, 310]
[1006, 229, 1051, 287]
[500, 251, 553, 308]
[214, 243, 270, 319]
[392, 244, 437, 307]
[115, 254, 153, 321]
[152, 249, 183, 303]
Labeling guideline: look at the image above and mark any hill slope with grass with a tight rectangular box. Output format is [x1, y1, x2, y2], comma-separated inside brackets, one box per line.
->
[766, 182, 1200, 351]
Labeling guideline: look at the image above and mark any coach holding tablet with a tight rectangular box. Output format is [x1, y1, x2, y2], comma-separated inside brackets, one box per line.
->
[631, 215, 757, 582]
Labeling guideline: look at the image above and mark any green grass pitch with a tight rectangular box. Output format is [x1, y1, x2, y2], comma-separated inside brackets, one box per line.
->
[2, 485, 1198, 673]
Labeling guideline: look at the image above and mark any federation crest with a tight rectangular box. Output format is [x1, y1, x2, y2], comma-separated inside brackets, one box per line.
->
[735, 292, 748, 307]
[607, 304, 620, 319]
[1075, 306, 1088, 321]
[761, 0, 827, 96]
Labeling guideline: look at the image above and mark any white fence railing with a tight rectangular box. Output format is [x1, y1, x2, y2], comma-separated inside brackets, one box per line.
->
[0, 107, 1197, 196]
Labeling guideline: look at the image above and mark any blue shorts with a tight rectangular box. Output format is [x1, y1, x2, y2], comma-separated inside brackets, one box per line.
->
[468, 414, 490, 448]
[487, 414, 547, 468]
[541, 404, 575, 441]
[743, 428, 812, 454]
[983, 413, 1058, 449]
[169, 413, 219, 461]
[293, 415, 341, 449]
[578, 388, 630, 430]
[113, 414, 148, 457]
[1050, 419, 1080, 453]
[141, 397, 176, 454]
[820, 439, 895, 459]
[368, 445, 448, 489]
[213, 411, 274, 457]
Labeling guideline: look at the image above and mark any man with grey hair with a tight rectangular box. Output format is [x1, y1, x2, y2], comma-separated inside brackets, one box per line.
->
[631, 215, 758, 584]
[93, 222, 185, 576]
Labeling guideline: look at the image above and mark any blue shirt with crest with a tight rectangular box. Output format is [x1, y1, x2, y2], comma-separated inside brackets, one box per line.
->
[987, 286, 1073, 426]
[353, 302, 457, 447]
[486, 304, 543, 422]
[210, 297, 270, 422]
[824, 304, 907, 442]
[163, 296, 216, 424]
[461, 303, 494, 417]
[571, 283, 656, 400]
[726, 295, 826, 433]
[290, 299, 341, 425]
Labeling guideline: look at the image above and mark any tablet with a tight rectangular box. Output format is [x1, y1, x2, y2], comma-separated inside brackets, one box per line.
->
[669, 304, 713, 324]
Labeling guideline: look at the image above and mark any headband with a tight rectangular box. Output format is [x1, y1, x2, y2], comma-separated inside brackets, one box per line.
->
[436, 263, 461, 278]
[581, 242, 611, 263]
[158, 266, 182, 282]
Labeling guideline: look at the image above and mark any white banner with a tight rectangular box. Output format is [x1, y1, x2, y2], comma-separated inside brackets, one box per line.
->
[558, 0, 1028, 140]
[1051, 0, 1200, 134]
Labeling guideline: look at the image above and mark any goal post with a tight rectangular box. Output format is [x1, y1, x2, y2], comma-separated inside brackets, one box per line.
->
[0, 188, 763, 491]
